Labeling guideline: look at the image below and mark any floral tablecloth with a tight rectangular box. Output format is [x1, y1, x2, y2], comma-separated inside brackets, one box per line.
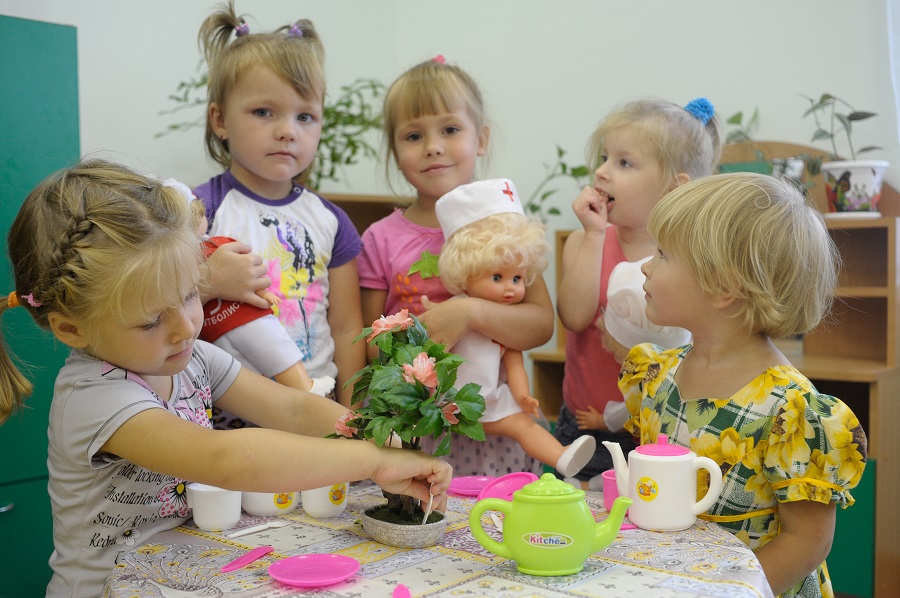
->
[103, 483, 773, 598]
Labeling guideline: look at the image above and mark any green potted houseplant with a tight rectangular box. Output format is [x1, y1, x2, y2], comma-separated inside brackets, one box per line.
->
[333, 309, 486, 548]
[802, 93, 888, 215]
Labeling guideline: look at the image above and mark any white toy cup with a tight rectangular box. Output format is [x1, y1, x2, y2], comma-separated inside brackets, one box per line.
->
[301, 483, 349, 518]
[186, 483, 241, 532]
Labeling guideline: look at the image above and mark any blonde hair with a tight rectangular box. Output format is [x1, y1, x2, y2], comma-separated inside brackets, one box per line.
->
[199, 1, 325, 185]
[382, 58, 488, 182]
[587, 99, 722, 185]
[649, 173, 839, 338]
[439, 213, 549, 295]
[0, 159, 204, 424]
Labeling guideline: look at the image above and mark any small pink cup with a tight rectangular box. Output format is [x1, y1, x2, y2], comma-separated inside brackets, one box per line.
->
[601, 469, 619, 512]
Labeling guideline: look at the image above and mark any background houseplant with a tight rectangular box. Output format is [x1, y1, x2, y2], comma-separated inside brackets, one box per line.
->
[523, 146, 591, 224]
[157, 66, 385, 190]
[802, 93, 888, 213]
[334, 310, 486, 535]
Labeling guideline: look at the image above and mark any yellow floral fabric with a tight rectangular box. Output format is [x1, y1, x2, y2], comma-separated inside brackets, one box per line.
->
[619, 343, 868, 598]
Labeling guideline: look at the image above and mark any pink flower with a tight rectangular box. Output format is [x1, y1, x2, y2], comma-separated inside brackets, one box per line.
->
[367, 309, 413, 342]
[441, 402, 460, 425]
[335, 412, 357, 438]
[402, 352, 438, 388]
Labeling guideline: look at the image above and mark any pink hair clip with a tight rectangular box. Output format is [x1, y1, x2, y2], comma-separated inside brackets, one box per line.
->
[22, 293, 42, 308]
[432, 54, 446, 64]
[234, 21, 249, 37]
[287, 24, 303, 38]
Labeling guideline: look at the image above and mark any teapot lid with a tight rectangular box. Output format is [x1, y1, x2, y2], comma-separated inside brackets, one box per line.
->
[519, 473, 580, 496]
[635, 434, 689, 456]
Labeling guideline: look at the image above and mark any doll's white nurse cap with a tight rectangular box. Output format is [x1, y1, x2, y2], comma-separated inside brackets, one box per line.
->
[605, 257, 692, 350]
[436, 178, 525, 239]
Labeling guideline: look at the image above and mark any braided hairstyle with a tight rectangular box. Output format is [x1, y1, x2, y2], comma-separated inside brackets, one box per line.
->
[199, 1, 326, 185]
[0, 159, 203, 424]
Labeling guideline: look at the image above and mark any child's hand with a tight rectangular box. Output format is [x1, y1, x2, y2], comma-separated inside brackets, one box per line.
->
[518, 394, 541, 417]
[205, 241, 271, 309]
[418, 295, 470, 349]
[575, 406, 607, 431]
[572, 186, 609, 233]
[372, 447, 453, 512]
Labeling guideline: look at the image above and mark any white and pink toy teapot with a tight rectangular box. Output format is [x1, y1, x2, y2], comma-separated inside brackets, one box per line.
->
[603, 435, 724, 531]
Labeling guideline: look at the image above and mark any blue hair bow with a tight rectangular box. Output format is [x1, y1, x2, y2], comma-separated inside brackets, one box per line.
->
[684, 98, 715, 125]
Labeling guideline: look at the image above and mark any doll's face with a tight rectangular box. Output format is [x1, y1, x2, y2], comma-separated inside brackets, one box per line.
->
[465, 265, 527, 305]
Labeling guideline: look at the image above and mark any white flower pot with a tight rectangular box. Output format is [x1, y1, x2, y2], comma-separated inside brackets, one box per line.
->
[821, 160, 889, 215]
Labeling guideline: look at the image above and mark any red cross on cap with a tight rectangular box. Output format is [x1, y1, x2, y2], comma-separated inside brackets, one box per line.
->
[501, 181, 515, 202]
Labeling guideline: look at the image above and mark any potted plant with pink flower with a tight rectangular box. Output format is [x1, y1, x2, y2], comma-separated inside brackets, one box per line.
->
[332, 309, 486, 547]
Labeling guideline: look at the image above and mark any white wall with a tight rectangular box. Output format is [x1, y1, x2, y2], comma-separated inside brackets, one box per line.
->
[3, 0, 899, 347]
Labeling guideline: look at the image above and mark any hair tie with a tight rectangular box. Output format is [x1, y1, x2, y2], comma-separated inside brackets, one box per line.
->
[287, 24, 303, 38]
[9, 291, 42, 308]
[683, 98, 715, 125]
[432, 54, 446, 64]
[234, 21, 250, 37]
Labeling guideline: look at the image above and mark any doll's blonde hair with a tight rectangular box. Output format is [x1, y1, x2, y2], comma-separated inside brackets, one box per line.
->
[587, 98, 722, 185]
[199, 1, 325, 185]
[382, 58, 488, 184]
[649, 173, 839, 338]
[1, 159, 203, 423]
[439, 213, 549, 296]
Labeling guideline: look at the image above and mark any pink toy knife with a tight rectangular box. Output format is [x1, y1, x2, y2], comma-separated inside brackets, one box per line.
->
[220, 545, 275, 573]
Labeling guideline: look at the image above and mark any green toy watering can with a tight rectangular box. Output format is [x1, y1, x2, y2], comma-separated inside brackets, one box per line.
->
[469, 473, 632, 576]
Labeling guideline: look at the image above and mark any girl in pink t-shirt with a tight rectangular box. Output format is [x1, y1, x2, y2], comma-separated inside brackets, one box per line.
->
[358, 57, 554, 476]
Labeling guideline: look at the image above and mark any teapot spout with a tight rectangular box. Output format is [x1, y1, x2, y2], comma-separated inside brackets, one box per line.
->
[601, 440, 629, 498]
[593, 496, 633, 550]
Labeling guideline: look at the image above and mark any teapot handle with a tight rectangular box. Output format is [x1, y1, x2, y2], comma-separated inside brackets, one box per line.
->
[468, 498, 512, 559]
[692, 456, 724, 516]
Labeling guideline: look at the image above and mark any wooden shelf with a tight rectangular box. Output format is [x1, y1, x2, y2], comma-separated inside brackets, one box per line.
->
[323, 192, 413, 236]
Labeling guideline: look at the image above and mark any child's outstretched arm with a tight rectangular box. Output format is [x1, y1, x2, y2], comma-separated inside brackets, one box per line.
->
[419, 275, 553, 351]
[502, 348, 540, 417]
[202, 240, 271, 309]
[558, 186, 609, 331]
[327, 260, 366, 406]
[754, 499, 836, 595]
[102, 369, 451, 509]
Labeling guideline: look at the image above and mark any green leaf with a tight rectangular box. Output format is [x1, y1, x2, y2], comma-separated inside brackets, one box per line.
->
[408, 250, 441, 279]
[432, 433, 453, 457]
[848, 111, 876, 121]
[367, 416, 396, 447]
[453, 418, 486, 441]
[570, 165, 590, 177]
[811, 129, 833, 142]
[452, 383, 487, 420]
[727, 111, 744, 124]
[857, 145, 883, 154]
[413, 404, 444, 438]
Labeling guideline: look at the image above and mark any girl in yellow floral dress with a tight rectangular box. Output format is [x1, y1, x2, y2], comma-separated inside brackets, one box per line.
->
[618, 173, 867, 598]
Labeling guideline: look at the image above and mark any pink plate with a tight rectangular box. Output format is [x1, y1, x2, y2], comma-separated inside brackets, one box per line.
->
[476, 471, 539, 501]
[448, 476, 495, 496]
[268, 554, 360, 588]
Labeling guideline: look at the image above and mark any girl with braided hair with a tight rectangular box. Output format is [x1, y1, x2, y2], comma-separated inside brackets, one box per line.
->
[0, 159, 452, 597]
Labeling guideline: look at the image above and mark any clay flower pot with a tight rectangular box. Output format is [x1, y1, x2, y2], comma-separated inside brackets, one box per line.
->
[361, 505, 448, 548]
